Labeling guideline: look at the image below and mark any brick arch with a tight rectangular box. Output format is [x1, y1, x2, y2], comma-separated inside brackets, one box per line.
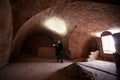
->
[10, 1, 120, 60]
[101, 31, 112, 36]
[11, 7, 67, 59]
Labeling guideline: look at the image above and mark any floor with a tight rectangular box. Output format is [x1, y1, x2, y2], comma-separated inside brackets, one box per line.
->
[78, 60, 118, 80]
[0, 55, 119, 80]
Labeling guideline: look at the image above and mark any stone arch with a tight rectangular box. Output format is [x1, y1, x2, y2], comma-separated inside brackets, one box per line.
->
[101, 31, 116, 53]
[10, 1, 120, 60]
[11, 7, 68, 59]
[101, 31, 112, 36]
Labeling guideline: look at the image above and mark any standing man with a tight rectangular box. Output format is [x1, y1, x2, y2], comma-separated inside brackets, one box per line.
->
[53, 40, 63, 63]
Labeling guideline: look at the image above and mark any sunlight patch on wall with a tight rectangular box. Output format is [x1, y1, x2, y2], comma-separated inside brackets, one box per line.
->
[44, 17, 67, 36]
[90, 32, 102, 37]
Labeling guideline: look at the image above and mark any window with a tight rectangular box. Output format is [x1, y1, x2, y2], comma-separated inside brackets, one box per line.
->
[101, 35, 116, 54]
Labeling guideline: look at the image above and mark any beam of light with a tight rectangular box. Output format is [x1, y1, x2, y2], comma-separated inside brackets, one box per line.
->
[101, 35, 116, 54]
[44, 17, 67, 36]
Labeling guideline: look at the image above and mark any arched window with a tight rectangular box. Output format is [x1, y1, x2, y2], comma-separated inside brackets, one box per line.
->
[101, 31, 116, 54]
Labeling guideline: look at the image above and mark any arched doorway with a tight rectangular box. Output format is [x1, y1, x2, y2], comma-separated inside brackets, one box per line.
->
[100, 31, 116, 61]
[101, 31, 116, 54]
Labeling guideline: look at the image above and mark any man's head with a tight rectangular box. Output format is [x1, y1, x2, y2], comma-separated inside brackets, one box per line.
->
[57, 40, 61, 43]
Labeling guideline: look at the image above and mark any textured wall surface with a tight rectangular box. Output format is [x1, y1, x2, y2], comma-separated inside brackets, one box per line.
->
[12, 1, 120, 59]
[0, 0, 13, 67]
[10, 0, 120, 37]
[10, 0, 66, 36]
[21, 34, 54, 56]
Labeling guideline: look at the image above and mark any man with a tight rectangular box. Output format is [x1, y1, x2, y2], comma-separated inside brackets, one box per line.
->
[53, 40, 63, 63]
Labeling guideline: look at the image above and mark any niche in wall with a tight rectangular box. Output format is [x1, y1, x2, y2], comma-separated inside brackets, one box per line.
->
[20, 34, 55, 58]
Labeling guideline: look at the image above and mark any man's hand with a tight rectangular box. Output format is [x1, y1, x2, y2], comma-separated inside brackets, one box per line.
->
[53, 44, 55, 46]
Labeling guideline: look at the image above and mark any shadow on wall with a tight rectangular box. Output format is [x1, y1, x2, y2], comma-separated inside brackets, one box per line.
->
[20, 33, 56, 58]
[81, 36, 99, 58]
[113, 33, 120, 53]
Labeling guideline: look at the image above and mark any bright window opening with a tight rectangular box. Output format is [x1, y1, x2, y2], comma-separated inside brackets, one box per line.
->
[101, 35, 116, 54]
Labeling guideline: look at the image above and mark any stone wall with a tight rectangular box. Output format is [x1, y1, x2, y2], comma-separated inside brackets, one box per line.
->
[0, 0, 13, 67]
[114, 33, 120, 53]
[12, 1, 120, 59]
[20, 34, 54, 56]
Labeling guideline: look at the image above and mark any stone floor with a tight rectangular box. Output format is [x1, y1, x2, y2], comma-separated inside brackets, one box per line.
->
[0, 56, 119, 80]
[78, 60, 118, 80]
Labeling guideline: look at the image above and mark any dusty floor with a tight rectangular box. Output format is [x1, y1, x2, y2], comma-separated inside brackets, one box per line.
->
[78, 60, 118, 80]
[0, 55, 119, 80]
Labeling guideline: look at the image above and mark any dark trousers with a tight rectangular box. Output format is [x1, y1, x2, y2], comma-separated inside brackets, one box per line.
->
[56, 52, 63, 63]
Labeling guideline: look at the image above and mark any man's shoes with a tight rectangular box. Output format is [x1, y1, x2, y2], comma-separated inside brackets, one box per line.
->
[61, 61, 63, 63]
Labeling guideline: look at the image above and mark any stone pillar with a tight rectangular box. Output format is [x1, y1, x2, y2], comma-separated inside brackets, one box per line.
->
[0, 0, 13, 68]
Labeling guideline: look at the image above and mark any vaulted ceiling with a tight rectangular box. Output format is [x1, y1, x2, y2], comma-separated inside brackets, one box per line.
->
[9, 0, 120, 36]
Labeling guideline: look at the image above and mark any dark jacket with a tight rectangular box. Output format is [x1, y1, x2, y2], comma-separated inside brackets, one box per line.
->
[55, 43, 63, 53]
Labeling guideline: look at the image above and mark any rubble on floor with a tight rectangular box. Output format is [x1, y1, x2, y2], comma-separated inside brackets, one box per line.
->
[58, 62, 95, 80]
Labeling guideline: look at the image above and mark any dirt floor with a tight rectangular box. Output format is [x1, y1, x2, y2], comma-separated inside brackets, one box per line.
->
[0, 55, 118, 80]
